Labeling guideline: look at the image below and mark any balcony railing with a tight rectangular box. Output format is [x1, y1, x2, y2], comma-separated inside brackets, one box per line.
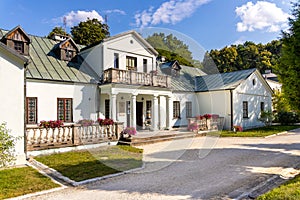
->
[103, 68, 171, 88]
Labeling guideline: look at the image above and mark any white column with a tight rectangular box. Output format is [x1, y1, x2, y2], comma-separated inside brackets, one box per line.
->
[159, 96, 166, 129]
[110, 93, 117, 121]
[152, 94, 159, 130]
[166, 96, 173, 130]
[131, 94, 136, 128]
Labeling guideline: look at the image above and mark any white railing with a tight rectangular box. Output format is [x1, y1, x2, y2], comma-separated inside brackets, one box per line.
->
[103, 68, 170, 88]
[26, 122, 124, 151]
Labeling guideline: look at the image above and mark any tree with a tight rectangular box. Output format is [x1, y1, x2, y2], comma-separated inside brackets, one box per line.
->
[71, 18, 109, 46]
[0, 122, 18, 167]
[207, 40, 281, 74]
[47, 26, 68, 39]
[146, 33, 197, 66]
[275, 3, 300, 112]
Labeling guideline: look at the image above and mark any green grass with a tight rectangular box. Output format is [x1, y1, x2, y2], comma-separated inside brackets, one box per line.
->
[0, 167, 60, 199]
[257, 174, 300, 200]
[35, 145, 143, 182]
[207, 125, 300, 137]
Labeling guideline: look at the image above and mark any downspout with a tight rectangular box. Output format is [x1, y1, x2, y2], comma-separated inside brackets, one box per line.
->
[230, 89, 233, 130]
[24, 61, 29, 160]
[97, 84, 101, 119]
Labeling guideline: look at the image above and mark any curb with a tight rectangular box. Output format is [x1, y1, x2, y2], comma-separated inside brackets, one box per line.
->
[264, 131, 288, 138]
[234, 162, 300, 200]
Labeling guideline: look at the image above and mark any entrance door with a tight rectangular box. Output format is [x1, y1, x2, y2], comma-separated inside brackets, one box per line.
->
[136, 102, 143, 129]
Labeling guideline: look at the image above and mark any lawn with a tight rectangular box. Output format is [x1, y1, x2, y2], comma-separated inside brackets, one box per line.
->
[0, 166, 60, 199]
[34, 145, 143, 182]
[207, 125, 300, 137]
[257, 174, 300, 200]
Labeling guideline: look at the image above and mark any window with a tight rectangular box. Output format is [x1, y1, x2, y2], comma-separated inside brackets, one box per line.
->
[14, 41, 23, 54]
[143, 59, 147, 73]
[186, 101, 192, 118]
[252, 79, 256, 86]
[26, 97, 37, 124]
[126, 56, 137, 70]
[243, 101, 248, 118]
[105, 99, 110, 119]
[261, 102, 265, 112]
[57, 98, 73, 122]
[64, 49, 73, 61]
[114, 53, 119, 69]
[173, 101, 180, 119]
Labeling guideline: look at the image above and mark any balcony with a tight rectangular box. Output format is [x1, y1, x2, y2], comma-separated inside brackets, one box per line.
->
[102, 68, 171, 88]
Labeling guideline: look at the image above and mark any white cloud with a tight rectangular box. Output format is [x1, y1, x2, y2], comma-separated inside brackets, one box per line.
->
[135, 0, 211, 28]
[105, 9, 126, 15]
[235, 1, 290, 32]
[63, 10, 104, 27]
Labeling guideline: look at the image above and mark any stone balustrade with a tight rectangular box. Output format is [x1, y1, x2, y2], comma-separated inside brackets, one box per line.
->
[26, 122, 124, 151]
[103, 68, 171, 88]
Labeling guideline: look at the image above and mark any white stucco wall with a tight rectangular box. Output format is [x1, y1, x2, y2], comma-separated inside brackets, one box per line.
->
[26, 80, 99, 123]
[233, 73, 272, 130]
[0, 49, 26, 165]
[172, 92, 199, 127]
[196, 90, 231, 130]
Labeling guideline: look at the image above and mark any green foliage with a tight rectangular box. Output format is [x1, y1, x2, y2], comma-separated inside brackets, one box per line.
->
[206, 40, 281, 74]
[272, 90, 291, 113]
[146, 33, 199, 67]
[47, 26, 68, 39]
[259, 110, 274, 126]
[275, 3, 300, 112]
[0, 122, 18, 167]
[71, 18, 110, 46]
[276, 111, 299, 125]
[0, 167, 59, 199]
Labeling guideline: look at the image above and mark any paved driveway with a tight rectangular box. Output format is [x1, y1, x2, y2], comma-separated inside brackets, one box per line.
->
[26, 129, 300, 200]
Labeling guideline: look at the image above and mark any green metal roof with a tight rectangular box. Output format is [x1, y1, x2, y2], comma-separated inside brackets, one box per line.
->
[195, 68, 256, 92]
[158, 63, 207, 92]
[0, 29, 98, 84]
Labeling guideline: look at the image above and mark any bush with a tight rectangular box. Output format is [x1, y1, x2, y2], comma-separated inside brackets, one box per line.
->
[0, 122, 18, 167]
[276, 112, 299, 125]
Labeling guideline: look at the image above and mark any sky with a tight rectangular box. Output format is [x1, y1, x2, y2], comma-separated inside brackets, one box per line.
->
[0, 0, 293, 60]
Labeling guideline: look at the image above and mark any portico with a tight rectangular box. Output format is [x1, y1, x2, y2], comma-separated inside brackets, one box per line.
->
[99, 84, 173, 131]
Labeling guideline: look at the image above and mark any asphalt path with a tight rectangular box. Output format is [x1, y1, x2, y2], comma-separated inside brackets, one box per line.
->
[24, 128, 300, 200]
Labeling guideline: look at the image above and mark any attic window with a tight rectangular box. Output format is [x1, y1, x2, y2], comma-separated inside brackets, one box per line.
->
[252, 79, 256, 86]
[14, 41, 24, 53]
[65, 49, 73, 61]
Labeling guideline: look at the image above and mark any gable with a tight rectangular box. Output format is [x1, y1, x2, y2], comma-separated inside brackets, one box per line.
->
[235, 70, 273, 96]
[103, 31, 158, 57]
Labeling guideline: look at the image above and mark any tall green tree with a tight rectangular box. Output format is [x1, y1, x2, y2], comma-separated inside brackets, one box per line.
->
[275, 3, 300, 111]
[146, 33, 196, 66]
[71, 18, 109, 46]
[47, 26, 68, 39]
[207, 40, 281, 74]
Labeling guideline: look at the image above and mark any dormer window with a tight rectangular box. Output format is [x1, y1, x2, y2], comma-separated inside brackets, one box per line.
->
[55, 38, 79, 61]
[14, 41, 24, 53]
[1, 26, 31, 56]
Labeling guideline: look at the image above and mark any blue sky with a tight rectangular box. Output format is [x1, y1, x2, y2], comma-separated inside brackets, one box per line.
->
[0, 0, 292, 59]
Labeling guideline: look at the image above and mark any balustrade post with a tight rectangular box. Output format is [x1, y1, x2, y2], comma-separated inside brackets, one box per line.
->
[72, 124, 81, 145]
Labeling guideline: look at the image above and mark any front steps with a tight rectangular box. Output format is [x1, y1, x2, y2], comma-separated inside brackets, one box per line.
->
[118, 130, 207, 146]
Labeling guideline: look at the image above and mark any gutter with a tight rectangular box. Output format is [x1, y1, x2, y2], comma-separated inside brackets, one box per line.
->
[230, 89, 233, 130]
